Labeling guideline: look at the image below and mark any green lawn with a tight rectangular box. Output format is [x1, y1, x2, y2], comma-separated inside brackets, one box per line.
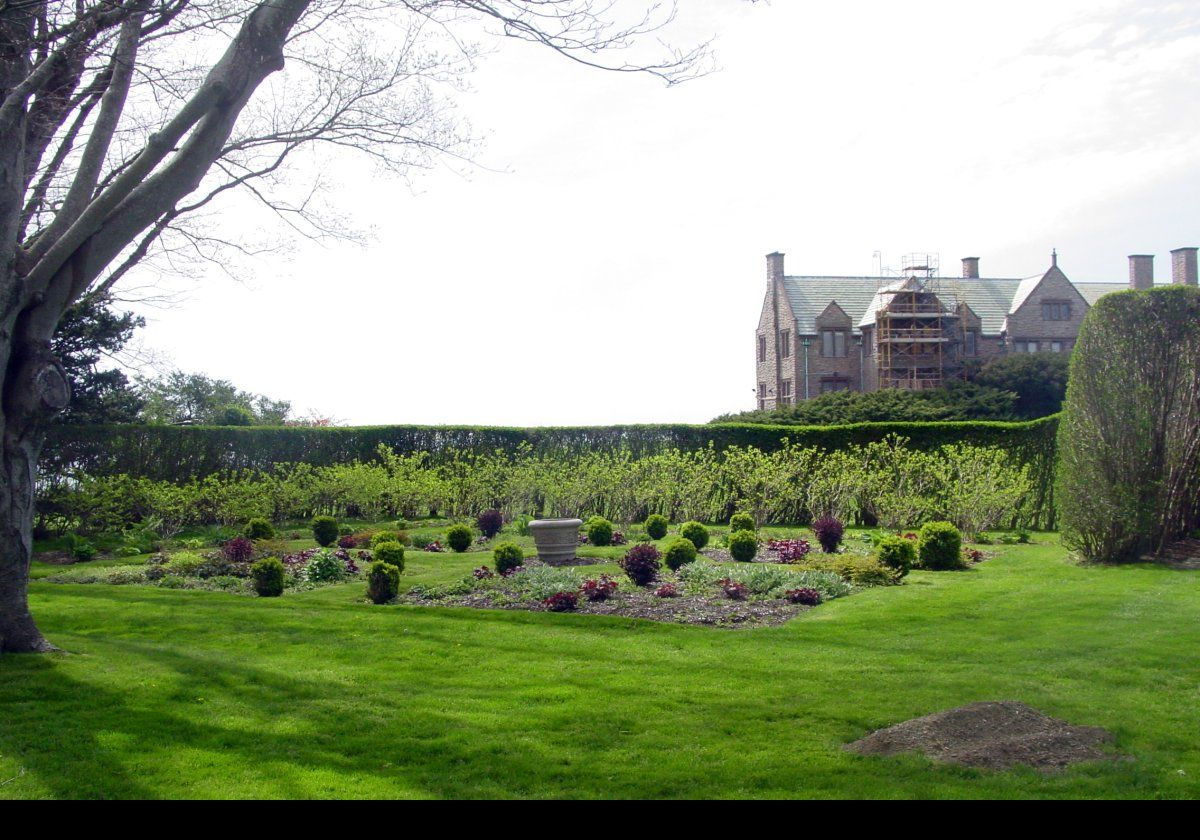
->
[2, 538, 1198, 798]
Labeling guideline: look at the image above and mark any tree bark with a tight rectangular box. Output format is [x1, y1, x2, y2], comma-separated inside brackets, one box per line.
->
[0, 424, 55, 653]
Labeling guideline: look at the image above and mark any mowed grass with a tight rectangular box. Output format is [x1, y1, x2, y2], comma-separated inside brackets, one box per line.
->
[3, 539, 1199, 799]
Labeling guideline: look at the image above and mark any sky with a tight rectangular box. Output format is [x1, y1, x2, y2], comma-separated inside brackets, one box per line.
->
[121, 0, 1200, 426]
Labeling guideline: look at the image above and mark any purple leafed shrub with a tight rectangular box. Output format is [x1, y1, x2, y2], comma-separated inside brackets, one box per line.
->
[611, 531, 627, 546]
[476, 509, 504, 539]
[580, 575, 619, 602]
[620, 543, 662, 587]
[719, 578, 749, 600]
[223, 536, 254, 564]
[424, 541, 443, 552]
[785, 587, 821, 606]
[812, 515, 844, 553]
[652, 583, 679, 598]
[543, 591, 579, 612]
[338, 535, 358, 549]
[767, 538, 811, 563]
[473, 565, 495, 580]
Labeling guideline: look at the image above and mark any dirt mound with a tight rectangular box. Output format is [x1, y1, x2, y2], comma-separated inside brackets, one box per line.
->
[846, 701, 1114, 771]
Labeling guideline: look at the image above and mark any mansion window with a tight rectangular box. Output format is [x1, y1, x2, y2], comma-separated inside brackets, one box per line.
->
[779, 330, 791, 359]
[780, 379, 793, 404]
[1020, 341, 1039, 353]
[819, 378, 850, 394]
[964, 330, 977, 356]
[1050, 341, 1063, 353]
[821, 329, 847, 358]
[1041, 301, 1071, 321]
[757, 334, 767, 362]
[757, 382, 767, 410]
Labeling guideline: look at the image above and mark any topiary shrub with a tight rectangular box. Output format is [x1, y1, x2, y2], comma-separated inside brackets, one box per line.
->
[446, 524, 473, 553]
[644, 514, 669, 540]
[311, 515, 339, 547]
[244, 518, 275, 540]
[1058, 285, 1200, 562]
[373, 541, 405, 572]
[476, 509, 504, 539]
[918, 521, 964, 570]
[727, 529, 758, 563]
[492, 541, 524, 574]
[663, 537, 698, 571]
[729, 512, 756, 533]
[367, 561, 401, 604]
[585, 516, 614, 547]
[679, 521, 709, 550]
[251, 557, 285, 597]
[875, 535, 916, 576]
[620, 543, 662, 586]
[812, 515, 844, 553]
[370, 531, 400, 550]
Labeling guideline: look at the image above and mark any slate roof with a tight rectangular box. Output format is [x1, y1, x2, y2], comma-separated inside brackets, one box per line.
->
[783, 276, 1025, 336]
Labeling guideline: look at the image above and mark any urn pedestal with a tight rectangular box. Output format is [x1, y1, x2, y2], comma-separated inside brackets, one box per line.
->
[529, 518, 583, 566]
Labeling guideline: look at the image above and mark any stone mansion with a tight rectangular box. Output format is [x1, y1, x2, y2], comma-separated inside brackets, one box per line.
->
[754, 247, 1199, 408]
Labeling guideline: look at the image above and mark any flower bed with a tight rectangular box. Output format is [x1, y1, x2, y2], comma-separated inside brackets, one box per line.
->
[402, 560, 852, 629]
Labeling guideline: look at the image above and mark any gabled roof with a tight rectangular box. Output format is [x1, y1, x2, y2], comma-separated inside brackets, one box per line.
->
[783, 276, 1024, 336]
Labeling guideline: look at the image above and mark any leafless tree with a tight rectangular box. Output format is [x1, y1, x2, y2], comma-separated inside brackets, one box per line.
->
[0, 0, 711, 652]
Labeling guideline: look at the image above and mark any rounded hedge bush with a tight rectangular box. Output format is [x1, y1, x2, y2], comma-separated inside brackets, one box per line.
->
[367, 561, 401, 604]
[251, 557, 285, 597]
[585, 516, 614, 547]
[244, 518, 275, 541]
[492, 541, 524, 574]
[728, 529, 758, 562]
[311, 515, 339, 547]
[729, 512, 756, 533]
[446, 524, 473, 553]
[370, 531, 401, 549]
[373, 540, 405, 571]
[644, 514, 669, 540]
[663, 537, 698, 571]
[875, 536, 916, 576]
[918, 521, 964, 570]
[679, 521, 709, 551]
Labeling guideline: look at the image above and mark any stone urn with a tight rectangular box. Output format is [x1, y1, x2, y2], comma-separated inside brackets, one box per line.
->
[529, 518, 583, 566]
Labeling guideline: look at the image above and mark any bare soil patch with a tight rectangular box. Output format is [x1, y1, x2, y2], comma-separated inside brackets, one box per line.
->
[846, 700, 1116, 771]
[401, 588, 809, 629]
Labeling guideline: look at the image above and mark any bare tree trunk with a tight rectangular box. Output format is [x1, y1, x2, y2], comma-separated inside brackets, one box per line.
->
[0, 417, 54, 653]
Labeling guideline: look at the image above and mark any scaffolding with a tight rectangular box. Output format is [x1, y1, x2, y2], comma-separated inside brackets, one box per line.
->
[875, 255, 967, 391]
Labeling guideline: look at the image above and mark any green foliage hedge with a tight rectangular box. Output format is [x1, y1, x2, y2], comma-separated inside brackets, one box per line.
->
[373, 541, 405, 570]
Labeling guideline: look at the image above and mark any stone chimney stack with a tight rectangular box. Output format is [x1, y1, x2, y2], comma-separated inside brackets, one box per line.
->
[1128, 254, 1154, 290]
[961, 257, 980, 279]
[766, 251, 785, 283]
[1170, 247, 1198, 286]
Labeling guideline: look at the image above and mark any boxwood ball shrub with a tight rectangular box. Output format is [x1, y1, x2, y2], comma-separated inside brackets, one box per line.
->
[918, 521, 964, 570]
[244, 517, 275, 541]
[663, 537, 698, 571]
[476, 508, 504, 540]
[370, 531, 401, 549]
[446, 524, 473, 553]
[585, 516, 614, 547]
[492, 541, 524, 574]
[728, 530, 758, 563]
[812, 515, 844, 553]
[250, 557, 285, 597]
[373, 541, 405, 572]
[729, 512, 756, 533]
[367, 561, 401, 604]
[679, 521, 709, 550]
[875, 535, 916, 576]
[620, 543, 662, 586]
[644, 514, 669, 540]
[311, 515, 339, 547]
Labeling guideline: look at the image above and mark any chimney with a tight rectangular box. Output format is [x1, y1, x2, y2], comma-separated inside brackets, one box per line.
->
[766, 251, 785, 283]
[961, 257, 980, 279]
[1170, 247, 1198, 286]
[1128, 254, 1154, 290]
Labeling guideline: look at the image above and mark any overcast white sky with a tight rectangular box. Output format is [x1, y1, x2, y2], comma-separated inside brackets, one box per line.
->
[123, 0, 1200, 426]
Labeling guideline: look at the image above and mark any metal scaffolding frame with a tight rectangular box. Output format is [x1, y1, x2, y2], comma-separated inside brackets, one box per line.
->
[875, 256, 966, 391]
